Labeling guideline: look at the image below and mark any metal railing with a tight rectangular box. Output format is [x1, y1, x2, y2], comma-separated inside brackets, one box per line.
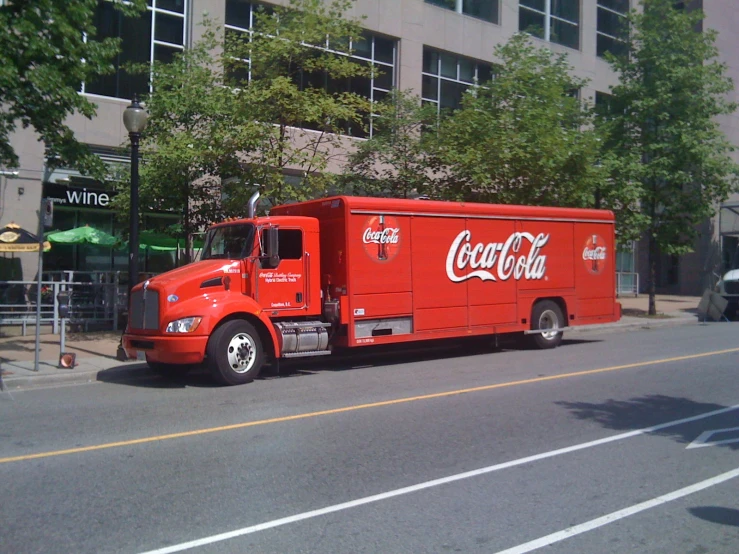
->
[616, 271, 639, 297]
[0, 271, 131, 335]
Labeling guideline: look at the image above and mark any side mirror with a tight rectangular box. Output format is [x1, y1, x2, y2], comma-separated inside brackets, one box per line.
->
[263, 227, 280, 268]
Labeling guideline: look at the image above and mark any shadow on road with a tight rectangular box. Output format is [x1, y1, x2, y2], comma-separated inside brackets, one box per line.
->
[266, 335, 600, 375]
[556, 394, 739, 450]
[96, 334, 602, 389]
[96, 365, 220, 389]
[688, 506, 739, 527]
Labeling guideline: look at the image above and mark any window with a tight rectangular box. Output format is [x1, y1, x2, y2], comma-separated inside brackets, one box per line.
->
[278, 229, 303, 260]
[82, 0, 187, 100]
[615, 241, 637, 294]
[597, 0, 628, 58]
[421, 47, 493, 114]
[225, 1, 396, 137]
[201, 224, 255, 260]
[658, 253, 680, 287]
[595, 91, 614, 118]
[519, 0, 580, 50]
[425, 0, 499, 25]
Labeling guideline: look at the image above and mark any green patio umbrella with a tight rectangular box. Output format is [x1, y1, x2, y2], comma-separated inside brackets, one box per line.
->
[46, 225, 119, 246]
[134, 231, 204, 251]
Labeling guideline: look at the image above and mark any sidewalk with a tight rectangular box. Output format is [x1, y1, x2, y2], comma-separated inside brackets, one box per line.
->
[0, 294, 714, 390]
[0, 329, 148, 389]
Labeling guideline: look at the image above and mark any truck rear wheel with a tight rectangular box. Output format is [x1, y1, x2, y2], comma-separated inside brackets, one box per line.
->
[529, 301, 564, 349]
[207, 320, 264, 385]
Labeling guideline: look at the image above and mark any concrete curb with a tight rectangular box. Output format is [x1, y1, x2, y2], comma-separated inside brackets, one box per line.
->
[1, 361, 149, 390]
[568, 315, 701, 334]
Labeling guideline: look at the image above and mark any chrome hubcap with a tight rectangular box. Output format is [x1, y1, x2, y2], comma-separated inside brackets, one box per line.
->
[539, 309, 560, 340]
[226, 332, 256, 373]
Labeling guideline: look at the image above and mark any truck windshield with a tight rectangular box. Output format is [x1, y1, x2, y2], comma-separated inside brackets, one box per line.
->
[200, 224, 255, 260]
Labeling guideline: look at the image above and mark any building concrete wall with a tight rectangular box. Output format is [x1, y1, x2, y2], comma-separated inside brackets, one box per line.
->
[2, 0, 738, 292]
[673, 0, 739, 295]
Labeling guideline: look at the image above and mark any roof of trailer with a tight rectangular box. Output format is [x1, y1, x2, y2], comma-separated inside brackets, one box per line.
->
[274, 196, 615, 222]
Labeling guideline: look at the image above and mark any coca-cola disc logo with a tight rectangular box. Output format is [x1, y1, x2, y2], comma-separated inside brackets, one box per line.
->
[583, 234, 607, 275]
[362, 215, 401, 263]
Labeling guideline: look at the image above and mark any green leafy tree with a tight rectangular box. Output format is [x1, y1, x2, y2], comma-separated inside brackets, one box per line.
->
[433, 33, 607, 207]
[225, 0, 372, 207]
[111, 23, 264, 262]
[0, 0, 145, 175]
[343, 89, 439, 198]
[601, 0, 739, 314]
[125, 0, 373, 252]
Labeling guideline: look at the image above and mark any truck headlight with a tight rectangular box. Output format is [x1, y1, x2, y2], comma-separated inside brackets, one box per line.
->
[165, 317, 202, 333]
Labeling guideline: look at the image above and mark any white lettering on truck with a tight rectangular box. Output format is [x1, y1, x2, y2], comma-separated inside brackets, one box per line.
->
[445, 231, 549, 283]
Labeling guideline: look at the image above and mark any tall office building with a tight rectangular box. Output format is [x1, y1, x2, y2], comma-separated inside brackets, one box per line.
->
[1, 0, 737, 294]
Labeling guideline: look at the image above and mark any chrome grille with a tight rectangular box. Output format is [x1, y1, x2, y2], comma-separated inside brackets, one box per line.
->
[129, 289, 160, 330]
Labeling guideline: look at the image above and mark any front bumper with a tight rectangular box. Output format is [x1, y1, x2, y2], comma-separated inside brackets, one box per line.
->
[123, 333, 209, 365]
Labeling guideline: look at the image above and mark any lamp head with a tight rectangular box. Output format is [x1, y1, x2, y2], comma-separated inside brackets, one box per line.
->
[123, 96, 148, 135]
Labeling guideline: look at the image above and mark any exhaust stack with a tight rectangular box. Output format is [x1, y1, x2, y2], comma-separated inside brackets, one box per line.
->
[247, 191, 260, 219]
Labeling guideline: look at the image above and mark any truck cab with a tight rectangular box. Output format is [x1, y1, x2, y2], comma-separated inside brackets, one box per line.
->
[123, 208, 330, 385]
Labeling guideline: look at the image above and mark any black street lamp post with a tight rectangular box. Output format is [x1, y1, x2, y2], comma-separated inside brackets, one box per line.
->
[122, 97, 148, 302]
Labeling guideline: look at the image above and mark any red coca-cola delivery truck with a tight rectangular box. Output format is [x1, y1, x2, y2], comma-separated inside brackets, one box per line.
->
[123, 194, 621, 385]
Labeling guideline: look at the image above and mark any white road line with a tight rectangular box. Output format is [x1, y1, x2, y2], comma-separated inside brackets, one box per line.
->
[136, 404, 739, 554]
[495, 466, 739, 554]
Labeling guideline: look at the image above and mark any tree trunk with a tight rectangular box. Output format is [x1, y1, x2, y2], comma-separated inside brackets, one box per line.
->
[182, 194, 192, 265]
[648, 232, 658, 316]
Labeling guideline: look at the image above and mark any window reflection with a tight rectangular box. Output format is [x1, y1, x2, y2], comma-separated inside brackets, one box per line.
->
[224, 1, 396, 138]
[421, 47, 494, 115]
[425, 0, 499, 25]
[83, 0, 187, 99]
[519, 0, 581, 50]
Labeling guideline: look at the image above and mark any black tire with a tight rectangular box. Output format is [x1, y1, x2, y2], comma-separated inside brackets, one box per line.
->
[146, 356, 192, 379]
[206, 320, 264, 385]
[529, 300, 564, 349]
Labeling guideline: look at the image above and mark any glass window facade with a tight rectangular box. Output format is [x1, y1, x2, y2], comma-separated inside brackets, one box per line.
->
[83, 0, 187, 99]
[519, 0, 580, 50]
[597, 0, 628, 58]
[421, 47, 493, 113]
[425, 0, 499, 25]
[225, 1, 396, 137]
[595, 90, 614, 117]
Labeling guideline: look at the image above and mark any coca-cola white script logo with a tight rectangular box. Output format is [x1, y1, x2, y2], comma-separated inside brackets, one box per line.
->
[582, 246, 607, 260]
[362, 227, 400, 245]
[446, 231, 550, 282]
[362, 215, 401, 262]
[583, 234, 607, 275]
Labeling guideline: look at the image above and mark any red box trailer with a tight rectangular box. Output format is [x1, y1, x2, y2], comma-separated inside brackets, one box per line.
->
[123, 195, 620, 385]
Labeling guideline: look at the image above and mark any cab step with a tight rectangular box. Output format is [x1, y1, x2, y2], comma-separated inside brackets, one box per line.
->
[281, 350, 332, 358]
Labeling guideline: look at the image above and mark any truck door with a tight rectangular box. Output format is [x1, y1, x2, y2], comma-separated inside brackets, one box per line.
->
[257, 228, 306, 312]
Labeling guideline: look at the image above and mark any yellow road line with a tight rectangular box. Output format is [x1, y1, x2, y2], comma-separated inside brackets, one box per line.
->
[2, 347, 738, 465]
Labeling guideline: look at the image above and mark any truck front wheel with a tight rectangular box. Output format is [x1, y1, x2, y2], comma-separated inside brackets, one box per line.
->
[529, 300, 564, 349]
[207, 320, 264, 385]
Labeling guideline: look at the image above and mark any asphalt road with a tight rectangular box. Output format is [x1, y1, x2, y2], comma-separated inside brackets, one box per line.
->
[1, 323, 738, 554]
